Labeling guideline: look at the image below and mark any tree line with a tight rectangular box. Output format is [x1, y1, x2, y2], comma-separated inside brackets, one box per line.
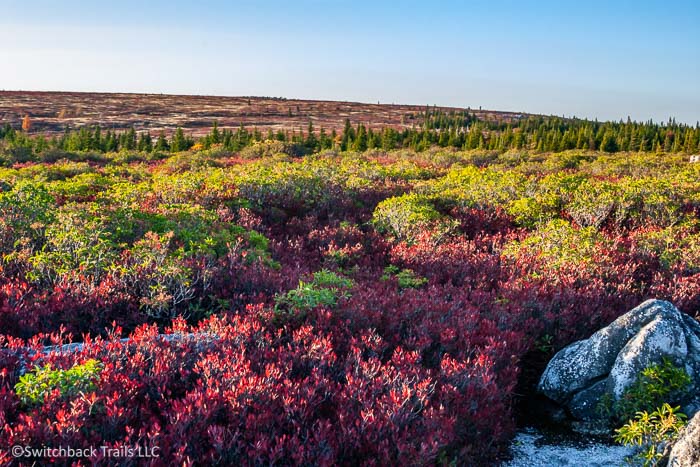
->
[1, 110, 699, 157]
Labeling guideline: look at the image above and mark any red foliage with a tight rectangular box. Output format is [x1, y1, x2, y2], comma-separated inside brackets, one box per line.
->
[1, 198, 699, 465]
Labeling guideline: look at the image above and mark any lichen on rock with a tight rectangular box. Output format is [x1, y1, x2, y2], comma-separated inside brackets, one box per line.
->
[538, 299, 700, 425]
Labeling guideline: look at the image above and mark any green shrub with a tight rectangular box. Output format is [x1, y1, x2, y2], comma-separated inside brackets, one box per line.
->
[240, 140, 307, 159]
[614, 403, 687, 467]
[565, 180, 618, 229]
[615, 178, 686, 228]
[635, 223, 700, 272]
[504, 173, 587, 228]
[308, 269, 354, 289]
[47, 172, 111, 201]
[542, 151, 594, 171]
[21, 160, 96, 182]
[275, 270, 353, 314]
[159, 152, 223, 174]
[381, 265, 428, 289]
[429, 166, 528, 209]
[233, 161, 335, 215]
[614, 357, 692, 423]
[502, 219, 606, 271]
[0, 181, 55, 254]
[15, 359, 102, 406]
[122, 231, 196, 319]
[27, 204, 118, 285]
[373, 193, 444, 241]
[505, 195, 559, 229]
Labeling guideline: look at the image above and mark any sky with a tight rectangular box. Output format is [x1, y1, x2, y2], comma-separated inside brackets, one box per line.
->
[1, 0, 698, 124]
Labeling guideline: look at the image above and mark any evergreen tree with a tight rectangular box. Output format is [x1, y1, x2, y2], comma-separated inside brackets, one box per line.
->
[171, 127, 187, 152]
[155, 132, 169, 152]
[601, 130, 618, 153]
[341, 119, 354, 151]
[305, 121, 318, 152]
[663, 132, 674, 152]
[319, 127, 332, 149]
[137, 132, 153, 152]
[211, 121, 221, 144]
[353, 124, 368, 151]
[120, 127, 137, 151]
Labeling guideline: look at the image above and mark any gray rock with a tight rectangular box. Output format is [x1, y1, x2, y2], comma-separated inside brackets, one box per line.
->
[538, 299, 700, 422]
[608, 311, 688, 398]
[681, 396, 700, 420]
[569, 379, 607, 420]
[668, 411, 700, 467]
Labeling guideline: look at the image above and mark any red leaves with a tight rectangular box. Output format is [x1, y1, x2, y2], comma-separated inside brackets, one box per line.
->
[0, 308, 514, 465]
[0, 179, 698, 465]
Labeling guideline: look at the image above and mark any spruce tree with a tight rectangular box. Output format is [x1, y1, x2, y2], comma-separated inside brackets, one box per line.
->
[171, 127, 186, 152]
[305, 121, 318, 152]
[211, 121, 221, 144]
[155, 132, 169, 152]
[353, 124, 368, 152]
[601, 130, 618, 153]
[138, 132, 153, 152]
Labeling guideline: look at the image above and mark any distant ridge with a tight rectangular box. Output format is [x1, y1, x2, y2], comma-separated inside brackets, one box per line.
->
[0, 90, 531, 136]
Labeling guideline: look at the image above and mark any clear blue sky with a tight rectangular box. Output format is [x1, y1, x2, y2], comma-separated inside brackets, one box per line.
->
[1, 0, 698, 123]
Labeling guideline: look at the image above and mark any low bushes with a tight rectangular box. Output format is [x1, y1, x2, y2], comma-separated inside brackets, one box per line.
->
[0, 148, 699, 464]
[372, 194, 447, 241]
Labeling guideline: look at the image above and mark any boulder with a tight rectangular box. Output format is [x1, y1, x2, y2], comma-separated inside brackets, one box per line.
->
[538, 299, 700, 422]
[668, 411, 700, 467]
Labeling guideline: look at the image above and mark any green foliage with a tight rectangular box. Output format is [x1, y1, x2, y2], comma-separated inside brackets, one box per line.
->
[308, 269, 354, 289]
[429, 165, 528, 209]
[614, 358, 692, 423]
[373, 193, 445, 241]
[27, 205, 118, 285]
[275, 269, 353, 314]
[504, 173, 586, 228]
[566, 180, 618, 228]
[0, 180, 56, 254]
[635, 223, 700, 272]
[46, 172, 111, 201]
[121, 231, 196, 319]
[170, 127, 193, 152]
[233, 160, 337, 215]
[15, 359, 102, 406]
[381, 265, 428, 289]
[614, 403, 687, 467]
[502, 219, 606, 271]
[239, 140, 307, 159]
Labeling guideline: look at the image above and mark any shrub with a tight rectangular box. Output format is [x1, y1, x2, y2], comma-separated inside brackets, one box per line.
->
[429, 165, 528, 209]
[234, 161, 348, 219]
[121, 231, 197, 319]
[239, 140, 307, 159]
[26, 204, 118, 285]
[0, 181, 55, 254]
[614, 178, 687, 229]
[613, 357, 692, 423]
[15, 359, 102, 406]
[614, 403, 687, 467]
[381, 265, 428, 289]
[502, 219, 606, 271]
[634, 223, 700, 273]
[373, 193, 446, 241]
[565, 180, 618, 229]
[275, 269, 353, 314]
